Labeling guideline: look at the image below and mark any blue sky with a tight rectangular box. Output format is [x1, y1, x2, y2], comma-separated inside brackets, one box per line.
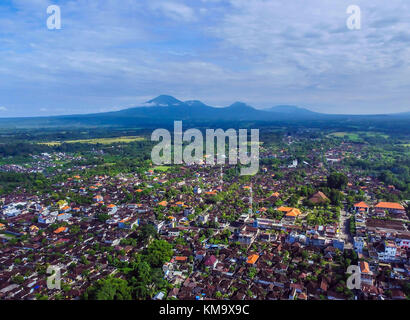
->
[0, 0, 409, 117]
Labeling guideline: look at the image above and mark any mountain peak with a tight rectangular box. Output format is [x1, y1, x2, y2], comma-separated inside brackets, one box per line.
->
[145, 95, 182, 107]
[267, 105, 316, 114]
[184, 100, 207, 107]
[228, 102, 253, 109]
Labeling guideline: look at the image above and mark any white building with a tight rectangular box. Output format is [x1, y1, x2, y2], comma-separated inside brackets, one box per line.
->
[354, 237, 365, 254]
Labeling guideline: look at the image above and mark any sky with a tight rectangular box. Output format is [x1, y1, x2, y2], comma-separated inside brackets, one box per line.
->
[0, 0, 410, 117]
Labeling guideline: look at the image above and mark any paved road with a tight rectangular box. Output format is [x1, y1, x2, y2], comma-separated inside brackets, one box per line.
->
[339, 209, 353, 249]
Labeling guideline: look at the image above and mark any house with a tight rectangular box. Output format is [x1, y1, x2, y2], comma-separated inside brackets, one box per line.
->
[118, 217, 139, 230]
[153, 292, 165, 300]
[308, 191, 329, 205]
[253, 218, 276, 230]
[204, 255, 218, 268]
[246, 254, 259, 265]
[57, 213, 72, 221]
[93, 195, 103, 202]
[375, 241, 398, 262]
[175, 256, 188, 263]
[238, 226, 259, 245]
[167, 228, 180, 237]
[354, 201, 369, 213]
[198, 213, 209, 224]
[195, 250, 206, 262]
[374, 202, 405, 214]
[29, 225, 39, 234]
[38, 215, 56, 224]
[359, 261, 373, 286]
[278, 207, 301, 220]
[396, 234, 410, 249]
[151, 220, 165, 232]
[54, 227, 68, 234]
[354, 237, 365, 254]
[107, 204, 117, 214]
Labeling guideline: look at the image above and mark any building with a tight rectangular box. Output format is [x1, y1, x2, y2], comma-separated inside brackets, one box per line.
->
[374, 202, 405, 214]
[309, 191, 330, 205]
[198, 213, 209, 224]
[359, 261, 373, 286]
[354, 237, 365, 254]
[354, 202, 369, 213]
[375, 241, 398, 262]
[396, 234, 410, 249]
[204, 255, 218, 268]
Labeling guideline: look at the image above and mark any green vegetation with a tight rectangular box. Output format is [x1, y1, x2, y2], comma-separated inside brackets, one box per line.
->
[38, 136, 145, 146]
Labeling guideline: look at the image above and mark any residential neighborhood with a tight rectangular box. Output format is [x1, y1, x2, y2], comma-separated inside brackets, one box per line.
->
[0, 134, 409, 301]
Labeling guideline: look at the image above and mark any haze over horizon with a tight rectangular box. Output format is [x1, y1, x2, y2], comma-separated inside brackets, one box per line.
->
[1, 0, 410, 117]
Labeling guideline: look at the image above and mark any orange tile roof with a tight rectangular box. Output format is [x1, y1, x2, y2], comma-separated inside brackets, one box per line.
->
[175, 256, 188, 262]
[136, 189, 143, 193]
[277, 207, 293, 212]
[0, 223, 5, 228]
[354, 201, 369, 208]
[360, 261, 370, 274]
[285, 208, 301, 217]
[247, 254, 259, 264]
[107, 204, 116, 208]
[61, 206, 70, 211]
[54, 227, 68, 234]
[375, 202, 404, 210]
[158, 201, 168, 206]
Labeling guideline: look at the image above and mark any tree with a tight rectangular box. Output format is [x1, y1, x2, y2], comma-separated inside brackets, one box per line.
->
[139, 223, 157, 243]
[248, 267, 257, 279]
[83, 277, 132, 300]
[145, 240, 173, 268]
[327, 172, 348, 190]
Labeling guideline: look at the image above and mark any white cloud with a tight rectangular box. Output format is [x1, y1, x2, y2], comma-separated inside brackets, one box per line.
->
[0, 106, 7, 111]
[0, 0, 409, 115]
[150, 1, 197, 22]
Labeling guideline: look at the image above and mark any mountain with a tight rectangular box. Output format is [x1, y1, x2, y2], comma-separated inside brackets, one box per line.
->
[0, 95, 409, 131]
[144, 95, 183, 107]
[266, 105, 319, 115]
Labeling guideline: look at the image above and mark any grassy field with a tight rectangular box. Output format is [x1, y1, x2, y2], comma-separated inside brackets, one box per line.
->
[39, 136, 145, 146]
[328, 131, 389, 141]
[154, 166, 171, 172]
[328, 132, 360, 141]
